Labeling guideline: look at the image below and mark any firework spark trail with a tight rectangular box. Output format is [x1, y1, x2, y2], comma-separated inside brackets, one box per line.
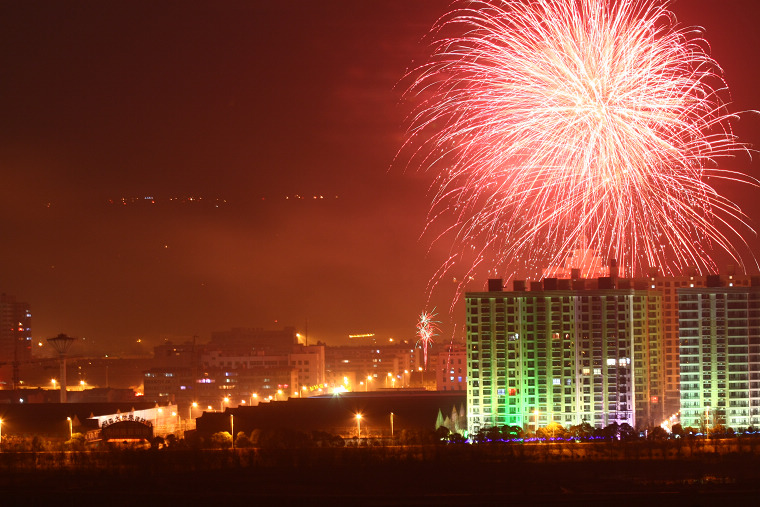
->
[403, 0, 756, 295]
[417, 309, 440, 369]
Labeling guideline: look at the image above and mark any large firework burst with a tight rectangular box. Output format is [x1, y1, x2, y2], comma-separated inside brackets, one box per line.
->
[404, 0, 755, 288]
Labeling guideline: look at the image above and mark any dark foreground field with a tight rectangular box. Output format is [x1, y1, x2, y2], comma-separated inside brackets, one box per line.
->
[2, 442, 760, 506]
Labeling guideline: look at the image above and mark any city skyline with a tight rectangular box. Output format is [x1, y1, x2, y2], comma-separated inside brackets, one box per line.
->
[1, 0, 759, 355]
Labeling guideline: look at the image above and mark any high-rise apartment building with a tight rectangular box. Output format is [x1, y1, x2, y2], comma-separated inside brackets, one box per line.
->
[466, 277, 662, 436]
[0, 294, 32, 386]
[678, 279, 760, 430]
[647, 269, 754, 417]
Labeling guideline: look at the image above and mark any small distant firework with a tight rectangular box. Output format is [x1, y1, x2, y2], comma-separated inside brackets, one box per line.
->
[417, 309, 440, 368]
[403, 0, 755, 292]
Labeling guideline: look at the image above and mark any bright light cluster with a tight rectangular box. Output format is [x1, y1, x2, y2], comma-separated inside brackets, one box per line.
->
[404, 0, 754, 289]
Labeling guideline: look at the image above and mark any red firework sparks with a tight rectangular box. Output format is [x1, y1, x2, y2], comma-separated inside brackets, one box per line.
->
[403, 0, 756, 292]
[417, 309, 440, 368]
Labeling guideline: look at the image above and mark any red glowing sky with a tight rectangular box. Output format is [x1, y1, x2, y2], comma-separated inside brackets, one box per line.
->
[0, 0, 758, 354]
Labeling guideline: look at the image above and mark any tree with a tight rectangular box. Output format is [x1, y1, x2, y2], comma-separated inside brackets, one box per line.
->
[502, 425, 523, 440]
[447, 432, 466, 444]
[235, 431, 252, 448]
[210, 431, 232, 449]
[647, 426, 668, 441]
[601, 422, 620, 440]
[671, 423, 685, 439]
[569, 422, 594, 440]
[474, 428, 489, 444]
[618, 423, 637, 441]
[67, 433, 86, 451]
[435, 409, 445, 431]
[164, 434, 178, 448]
[149, 436, 165, 450]
[435, 425, 451, 443]
[537, 421, 566, 440]
[486, 426, 502, 442]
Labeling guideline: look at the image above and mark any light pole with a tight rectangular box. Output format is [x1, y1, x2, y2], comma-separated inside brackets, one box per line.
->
[230, 414, 234, 450]
[366, 375, 372, 392]
[355, 414, 362, 440]
[221, 396, 230, 412]
[390, 412, 394, 438]
[66, 416, 72, 440]
[189, 401, 198, 422]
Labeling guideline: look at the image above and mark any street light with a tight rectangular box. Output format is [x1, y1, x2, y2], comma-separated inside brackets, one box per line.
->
[221, 396, 230, 412]
[230, 414, 234, 450]
[390, 412, 394, 438]
[366, 375, 372, 392]
[189, 401, 198, 421]
[355, 413, 362, 439]
[66, 417, 72, 440]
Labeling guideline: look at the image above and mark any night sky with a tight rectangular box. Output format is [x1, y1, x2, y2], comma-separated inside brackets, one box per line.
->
[1, 0, 759, 355]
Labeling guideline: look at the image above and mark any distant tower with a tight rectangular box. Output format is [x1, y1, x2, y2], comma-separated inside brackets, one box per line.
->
[47, 334, 76, 403]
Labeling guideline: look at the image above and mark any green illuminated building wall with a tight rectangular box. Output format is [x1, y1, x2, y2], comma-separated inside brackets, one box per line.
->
[679, 283, 760, 430]
[466, 278, 662, 436]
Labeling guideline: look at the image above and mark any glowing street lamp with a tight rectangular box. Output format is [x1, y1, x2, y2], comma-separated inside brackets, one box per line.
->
[230, 414, 235, 450]
[221, 396, 230, 412]
[366, 375, 372, 392]
[66, 416, 72, 440]
[51, 379, 57, 389]
[251, 393, 258, 406]
[355, 413, 362, 439]
[189, 401, 198, 421]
